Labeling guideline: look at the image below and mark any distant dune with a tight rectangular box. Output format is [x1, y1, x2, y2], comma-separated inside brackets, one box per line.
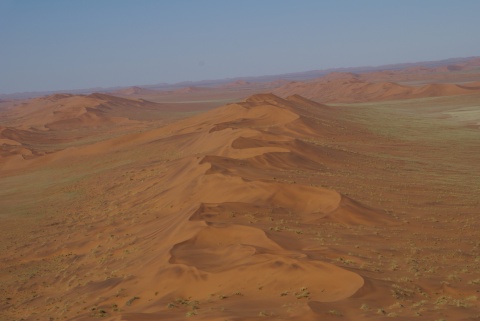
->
[5, 93, 172, 130]
[273, 76, 480, 103]
[111, 86, 160, 96]
[173, 86, 209, 94]
[459, 81, 480, 88]
[410, 83, 480, 98]
[0, 93, 183, 167]
[220, 80, 252, 88]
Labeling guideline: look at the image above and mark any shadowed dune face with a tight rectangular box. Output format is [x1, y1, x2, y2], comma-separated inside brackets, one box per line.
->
[1, 89, 479, 321]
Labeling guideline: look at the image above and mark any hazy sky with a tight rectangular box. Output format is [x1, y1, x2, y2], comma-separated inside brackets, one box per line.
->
[1, 0, 480, 94]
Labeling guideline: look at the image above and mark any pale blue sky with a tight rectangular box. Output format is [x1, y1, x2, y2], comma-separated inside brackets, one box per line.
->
[1, 0, 479, 94]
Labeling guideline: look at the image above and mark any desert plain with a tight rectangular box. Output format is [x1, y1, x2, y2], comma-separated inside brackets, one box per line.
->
[1, 58, 480, 321]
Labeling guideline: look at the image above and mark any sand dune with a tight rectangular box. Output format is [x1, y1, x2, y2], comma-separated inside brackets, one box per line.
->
[273, 77, 480, 103]
[6, 93, 141, 130]
[113, 93, 391, 317]
[0, 91, 352, 171]
[169, 223, 364, 301]
[0, 93, 186, 168]
[410, 83, 480, 97]
[110, 86, 160, 96]
[461, 81, 480, 88]
[173, 86, 209, 94]
[0, 93, 401, 320]
[220, 80, 252, 88]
